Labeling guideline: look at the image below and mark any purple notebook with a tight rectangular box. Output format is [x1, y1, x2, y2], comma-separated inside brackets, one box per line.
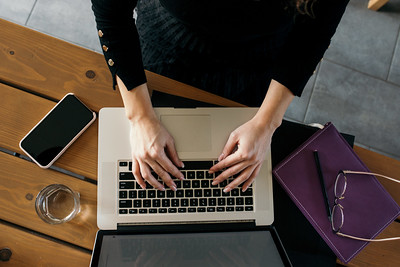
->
[273, 122, 400, 263]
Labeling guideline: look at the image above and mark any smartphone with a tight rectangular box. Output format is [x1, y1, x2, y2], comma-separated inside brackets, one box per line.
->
[19, 93, 96, 168]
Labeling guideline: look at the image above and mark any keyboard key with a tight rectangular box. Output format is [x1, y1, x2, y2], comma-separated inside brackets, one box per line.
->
[190, 199, 198, 206]
[178, 208, 187, 213]
[204, 189, 212, 197]
[148, 190, 156, 198]
[138, 190, 146, 198]
[226, 207, 234, 212]
[197, 207, 206, 212]
[206, 172, 214, 179]
[143, 200, 151, 207]
[188, 208, 196, 213]
[119, 161, 128, 167]
[227, 198, 235, 205]
[175, 180, 182, 189]
[199, 198, 207, 206]
[195, 189, 203, 197]
[119, 191, 127, 199]
[220, 180, 228, 187]
[181, 171, 186, 179]
[119, 209, 128, 214]
[172, 199, 179, 207]
[129, 209, 138, 214]
[201, 180, 209, 188]
[153, 199, 161, 207]
[196, 171, 205, 179]
[231, 189, 240, 196]
[159, 208, 167, 213]
[236, 197, 244, 205]
[218, 198, 226, 206]
[168, 208, 177, 213]
[149, 209, 157, 214]
[182, 161, 213, 170]
[185, 190, 194, 198]
[208, 198, 216, 206]
[207, 207, 216, 212]
[119, 182, 134, 189]
[245, 206, 254, 211]
[167, 190, 175, 198]
[157, 190, 165, 198]
[134, 200, 141, 208]
[245, 197, 253, 205]
[213, 189, 221, 197]
[119, 200, 132, 208]
[129, 190, 137, 199]
[119, 172, 134, 180]
[181, 199, 189, 207]
[176, 190, 184, 197]
[162, 199, 170, 207]
[236, 207, 244, 211]
[183, 180, 191, 188]
[129, 162, 132, 171]
[187, 171, 195, 179]
[139, 209, 147, 214]
[217, 207, 225, 212]
[241, 188, 253, 196]
[192, 180, 200, 188]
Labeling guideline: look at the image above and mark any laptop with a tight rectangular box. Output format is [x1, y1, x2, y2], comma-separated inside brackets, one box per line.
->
[92, 107, 291, 266]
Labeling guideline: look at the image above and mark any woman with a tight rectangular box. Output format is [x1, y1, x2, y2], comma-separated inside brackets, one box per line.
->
[91, 0, 348, 192]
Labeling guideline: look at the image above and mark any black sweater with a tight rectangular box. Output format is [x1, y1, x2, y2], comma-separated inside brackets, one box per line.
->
[91, 0, 348, 97]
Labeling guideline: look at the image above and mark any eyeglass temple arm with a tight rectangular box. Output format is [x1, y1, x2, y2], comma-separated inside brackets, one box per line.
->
[337, 232, 400, 242]
[343, 171, 400, 184]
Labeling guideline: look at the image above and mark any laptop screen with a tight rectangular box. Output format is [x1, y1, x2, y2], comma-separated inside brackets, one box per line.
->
[92, 230, 286, 267]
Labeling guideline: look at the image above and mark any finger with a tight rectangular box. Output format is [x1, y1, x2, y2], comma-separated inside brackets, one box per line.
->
[242, 164, 261, 192]
[212, 161, 248, 186]
[138, 161, 165, 191]
[157, 150, 184, 180]
[210, 150, 246, 173]
[224, 164, 257, 192]
[165, 138, 184, 168]
[148, 160, 177, 191]
[132, 160, 146, 189]
[218, 131, 239, 161]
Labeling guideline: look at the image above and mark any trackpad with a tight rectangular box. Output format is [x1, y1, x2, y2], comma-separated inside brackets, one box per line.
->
[161, 115, 212, 152]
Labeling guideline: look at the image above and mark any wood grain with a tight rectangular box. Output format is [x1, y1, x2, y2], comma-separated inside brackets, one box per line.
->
[0, 18, 242, 110]
[0, 83, 98, 180]
[0, 152, 98, 250]
[0, 222, 91, 267]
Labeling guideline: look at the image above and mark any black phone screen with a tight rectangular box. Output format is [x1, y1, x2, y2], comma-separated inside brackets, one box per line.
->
[20, 94, 95, 167]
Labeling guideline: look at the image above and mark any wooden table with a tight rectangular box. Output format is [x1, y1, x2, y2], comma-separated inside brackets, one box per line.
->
[0, 19, 399, 266]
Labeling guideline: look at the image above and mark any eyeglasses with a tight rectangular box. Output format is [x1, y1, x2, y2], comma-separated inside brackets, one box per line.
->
[332, 170, 400, 242]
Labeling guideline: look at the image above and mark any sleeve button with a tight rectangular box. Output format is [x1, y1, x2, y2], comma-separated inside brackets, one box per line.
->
[108, 59, 114, 66]
[98, 30, 104, 37]
[102, 45, 109, 52]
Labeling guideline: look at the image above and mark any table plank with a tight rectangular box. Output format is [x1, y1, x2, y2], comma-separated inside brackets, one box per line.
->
[0, 152, 98, 250]
[0, 222, 91, 267]
[0, 18, 242, 109]
[0, 83, 98, 180]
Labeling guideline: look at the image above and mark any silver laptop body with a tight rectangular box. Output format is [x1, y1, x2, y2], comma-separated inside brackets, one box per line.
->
[97, 107, 274, 230]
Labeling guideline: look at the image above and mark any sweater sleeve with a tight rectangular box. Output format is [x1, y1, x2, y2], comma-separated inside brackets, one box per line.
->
[271, 0, 349, 96]
[91, 0, 147, 91]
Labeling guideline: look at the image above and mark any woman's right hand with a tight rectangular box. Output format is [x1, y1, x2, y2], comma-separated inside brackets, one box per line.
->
[129, 115, 184, 191]
[116, 77, 184, 191]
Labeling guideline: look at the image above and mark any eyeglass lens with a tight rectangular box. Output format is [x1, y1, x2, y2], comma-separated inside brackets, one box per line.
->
[335, 172, 346, 198]
[332, 204, 344, 232]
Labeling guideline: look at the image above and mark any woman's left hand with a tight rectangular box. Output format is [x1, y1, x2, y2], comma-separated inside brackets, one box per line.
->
[209, 118, 274, 192]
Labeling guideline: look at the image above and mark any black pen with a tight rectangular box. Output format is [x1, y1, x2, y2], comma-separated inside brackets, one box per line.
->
[313, 150, 332, 222]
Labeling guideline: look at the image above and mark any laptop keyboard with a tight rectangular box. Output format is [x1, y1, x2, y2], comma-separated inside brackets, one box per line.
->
[118, 160, 254, 215]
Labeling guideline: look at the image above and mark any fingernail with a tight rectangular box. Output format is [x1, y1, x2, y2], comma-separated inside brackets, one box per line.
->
[223, 187, 231, 193]
[209, 170, 214, 174]
[242, 186, 248, 192]
[159, 186, 166, 191]
[218, 153, 224, 161]
[212, 180, 217, 186]
[171, 186, 177, 192]
[181, 162, 185, 168]
[140, 184, 146, 190]
[180, 176, 185, 180]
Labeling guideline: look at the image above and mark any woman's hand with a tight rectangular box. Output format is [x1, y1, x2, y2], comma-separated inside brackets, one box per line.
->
[210, 79, 295, 192]
[209, 118, 273, 192]
[129, 116, 184, 191]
